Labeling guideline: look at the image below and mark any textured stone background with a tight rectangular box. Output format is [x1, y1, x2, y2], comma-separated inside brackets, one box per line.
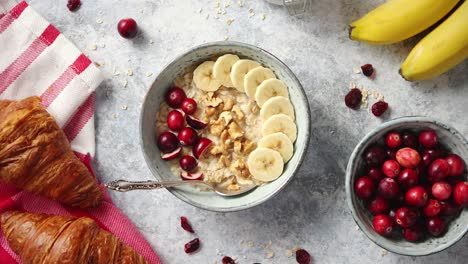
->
[31, 0, 467, 263]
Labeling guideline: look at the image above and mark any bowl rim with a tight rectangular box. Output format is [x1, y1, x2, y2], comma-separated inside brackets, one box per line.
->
[345, 116, 468, 256]
[139, 41, 311, 212]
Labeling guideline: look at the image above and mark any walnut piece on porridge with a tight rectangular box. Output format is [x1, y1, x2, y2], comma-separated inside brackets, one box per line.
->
[223, 98, 235, 111]
[243, 140, 257, 154]
[219, 111, 233, 125]
[232, 105, 245, 121]
[205, 106, 217, 117]
[228, 121, 244, 139]
[206, 96, 223, 107]
[210, 145, 223, 155]
[228, 183, 240, 191]
[209, 118, 226, 136]
[234, 140, 242, 153]
[218, 155, 228, 166]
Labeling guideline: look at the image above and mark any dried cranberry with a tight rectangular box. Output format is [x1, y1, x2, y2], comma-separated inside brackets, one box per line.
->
[222, 256, 235, 264]
[344, 88, 362, 109]
[361, 64, 374, 77]
[371, 101, 388, 117]
[180, 216, 194, 233]
[67, 0, 81, 11]
[184, 238, 200, 254]
[296, 249, 311, 264]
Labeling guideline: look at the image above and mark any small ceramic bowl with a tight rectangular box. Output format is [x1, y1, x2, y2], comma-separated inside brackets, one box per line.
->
[346, 116, 468, 256]
[140, 41, 311, 212]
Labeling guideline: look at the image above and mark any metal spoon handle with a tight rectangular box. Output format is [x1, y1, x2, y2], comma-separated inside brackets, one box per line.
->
[105, 179, 207, 192]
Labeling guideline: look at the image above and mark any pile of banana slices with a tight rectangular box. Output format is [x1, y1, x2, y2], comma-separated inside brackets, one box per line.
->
[193, 54, 297, 183]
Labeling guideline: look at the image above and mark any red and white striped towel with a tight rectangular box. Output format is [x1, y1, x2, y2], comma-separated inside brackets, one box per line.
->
[0, 1, 162, 263]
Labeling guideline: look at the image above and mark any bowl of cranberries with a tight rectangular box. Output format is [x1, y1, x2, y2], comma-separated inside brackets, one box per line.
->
[346, 116, 467, 256]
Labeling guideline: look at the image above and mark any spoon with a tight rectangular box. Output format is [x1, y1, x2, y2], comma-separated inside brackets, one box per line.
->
[105, 179, 256, 197]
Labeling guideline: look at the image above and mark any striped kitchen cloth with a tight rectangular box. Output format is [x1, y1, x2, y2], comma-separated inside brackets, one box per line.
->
[0, 1, 162, 263]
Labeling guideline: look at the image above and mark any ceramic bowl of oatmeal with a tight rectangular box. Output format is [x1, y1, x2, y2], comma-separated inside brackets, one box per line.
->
[140, 41, 310, 211]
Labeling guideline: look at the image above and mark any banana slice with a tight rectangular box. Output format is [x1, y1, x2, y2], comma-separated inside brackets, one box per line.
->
[213, 54, 240, 87]
[247, 147, 284, 182]
[193, 61, 222, 92]
[230, 59, 261, 92]
[244, 67, 276, 98]
[258, 132, 294, 163]
[262, 114, 297, 143]
[260, 96, 295, 121]
[255, 79, 289, 107]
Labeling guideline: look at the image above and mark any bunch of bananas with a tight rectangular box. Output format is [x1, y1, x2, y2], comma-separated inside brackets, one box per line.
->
[349, 0, 467, 81]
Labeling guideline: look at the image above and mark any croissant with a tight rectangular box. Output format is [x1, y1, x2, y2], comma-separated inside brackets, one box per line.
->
[0, 96, 102, 208]
[0, 211, 149, 264]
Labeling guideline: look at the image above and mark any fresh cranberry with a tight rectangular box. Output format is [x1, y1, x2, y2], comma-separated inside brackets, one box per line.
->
[423, 199, 441, 217]
[67, 0, 81, 11]
[180, 155, 197, 171]
[431, 181, 452, 200]
[395, 207, 418, 228]
[181, 98, 197, 115]
[421, 149, 443, 167]
[222, 256, 235, 264]
[295, 249, 311, 264]
[117, 18, 138, 39]
[405, 186, 428, 207]
[382, 160, 401, 178]
[365, 146, 387, 167]
[371, 101, 388, 117]
[418, 130, 438, 149]
[378, 178, 400, 199]
[426, 217, 446, 237]
[372, 214, 394, 236]
[184, 238, 200, 254]
[439, 200, 460, 216]
[186, 115, 208, 130]
[402, 132, 418, 148]
[180, 216, 194, 233]
[428, 159, 450, 182]
[354, 176, 375, 199]
[396, 147, 421, 169]
[368, 168, 384, 182]
[402, 225, 424, 242]
[167, 110, 185, 131]
[386, 149, 397, 160]
[368, 197, 390, 215]
[165, 87, 187, 108]
[344, 88, 362, 109]
[385, 132, 402, 148]
[398, 169, 419, 190]
[361, 64, 374, 77]
[453, 182, 468, 207]
[445, 154, 465, 177]
[178, 127, 198, 146]
[157, 131, 179, 153]
[193, 138, 213, 159]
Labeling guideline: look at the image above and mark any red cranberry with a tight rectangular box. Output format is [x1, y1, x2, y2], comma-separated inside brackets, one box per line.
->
[295, 249, 311, 264]
[378, 178, 400, 199]
[222, 256, 235, 264]
[439, 200, 460, 216]
[431, 181, 452, 200]
[402, 225, 424, 242]
[396, 147, 421, 169]
[167, 110, 185, 131]
[193, 138, 213, 159]
[365, 146, 387, 167]
[354, 176, 375, 199]
[395, 207, 418, 228]
[184, 238, 200, 254]
[186, 115, 208, 130]
[386, 149, 397, 160]
[344, 88, 362, 109]
[372, 214, 394, 236]
[180, 155, 197, 171]
[402, 132, 418, 148]
[445, 154, 465, 177]
[166, 87, 187, 108]
[368, 168, 384, 182]
[368, 197, 390, 215]
[428, 159, 450, 182]
[181, 98, 197, 115]
[422, 149, 443, 167]
[423, 199, 441, 217]
[405, 186, 428, 207]
[180, 216, 194, 233]
[178, 127, 198, 146]
[426, 217, 445, 237]
[67, 0, 81, 11]
[418, 130, 438, 149]
[453, 182, 468, 207]
[117, 18, 138, 39]
[382, 160, 401, 178]
[361, 64, 374, 77]
[385, 132, 402, 148]
[157, 131, 179, 153]
[398, 169, 419, 190]
[371, 101, 388, 117]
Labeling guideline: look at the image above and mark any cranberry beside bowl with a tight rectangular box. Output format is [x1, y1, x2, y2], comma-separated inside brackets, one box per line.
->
[345, 116, 467, 256]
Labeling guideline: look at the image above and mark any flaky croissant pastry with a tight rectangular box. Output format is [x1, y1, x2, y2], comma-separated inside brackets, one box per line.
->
[1, 211, 149, 264]
[0, 97, 102, 208]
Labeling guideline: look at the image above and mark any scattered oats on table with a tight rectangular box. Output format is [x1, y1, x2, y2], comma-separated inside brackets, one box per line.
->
[227, 18, 234, 25]
[121, 105, 128, 110]
[89, 44, 97, 51]
[267, 250, 275, 258]
[261, 14, 266, 20]
[353, 67, 361, 74]
[224, 35, 229, 40]
[121, 80, 127, 88]
[146, 72, 153, 77]
[96, 18, 103, 24]
[127, 69, 133, 76]
[286, 249, 293, 257]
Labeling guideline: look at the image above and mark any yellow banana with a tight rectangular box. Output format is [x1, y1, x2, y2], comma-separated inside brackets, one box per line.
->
[400, 1, 468, 81]
[349, 0, 460, 45]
